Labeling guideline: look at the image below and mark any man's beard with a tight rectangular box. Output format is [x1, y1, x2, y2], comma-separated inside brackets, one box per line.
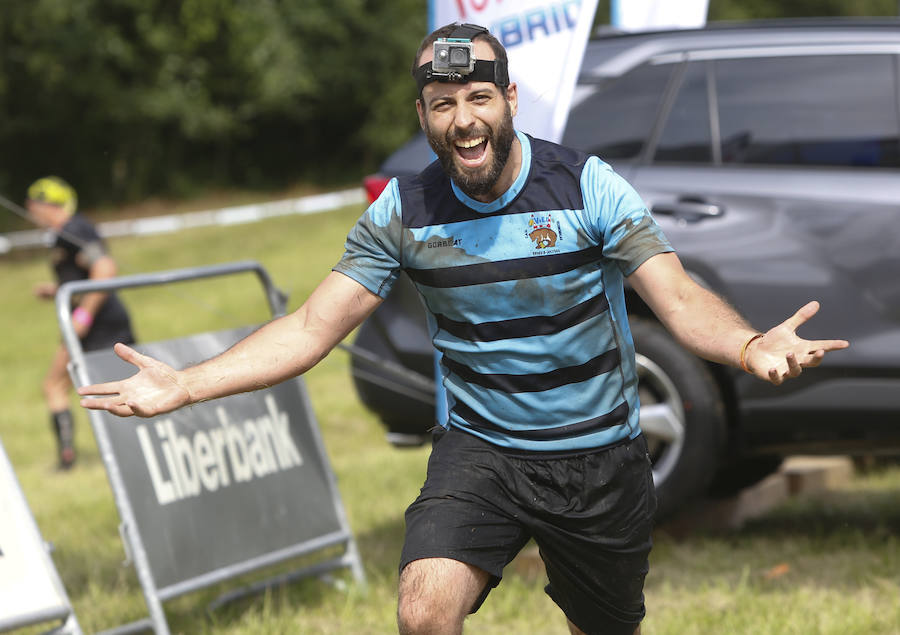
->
[424, 102, 515, 199]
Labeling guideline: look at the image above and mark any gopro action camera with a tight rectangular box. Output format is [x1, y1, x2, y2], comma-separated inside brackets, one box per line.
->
[432, 38, 476, 75]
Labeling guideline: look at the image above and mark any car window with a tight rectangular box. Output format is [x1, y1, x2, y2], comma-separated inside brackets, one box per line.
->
[654, 62, 712, 163]
[716, 54, 900, 168]
[561, 62, 674, 160]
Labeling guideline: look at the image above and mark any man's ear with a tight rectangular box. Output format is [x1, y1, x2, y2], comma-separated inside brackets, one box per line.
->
[416, 98, 426, 131]
[507, 82, 518, 117]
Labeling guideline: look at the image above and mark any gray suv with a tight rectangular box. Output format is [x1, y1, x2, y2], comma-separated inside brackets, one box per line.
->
[352, 20, 900, 519]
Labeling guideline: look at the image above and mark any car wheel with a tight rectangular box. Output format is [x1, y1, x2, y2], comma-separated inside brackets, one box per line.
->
[630, 318, 727, 520]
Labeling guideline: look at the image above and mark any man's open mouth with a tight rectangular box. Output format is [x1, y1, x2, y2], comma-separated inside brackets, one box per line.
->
[454, 136, 488, 167]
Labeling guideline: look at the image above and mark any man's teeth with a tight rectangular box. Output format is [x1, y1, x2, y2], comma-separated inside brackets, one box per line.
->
[456, 137, 485, 149]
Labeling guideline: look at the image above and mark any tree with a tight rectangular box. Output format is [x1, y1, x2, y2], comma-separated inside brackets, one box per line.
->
[0, 0, 425, 214]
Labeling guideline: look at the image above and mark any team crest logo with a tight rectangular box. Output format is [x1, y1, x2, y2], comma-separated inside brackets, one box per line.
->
[526, 213, 558, 250]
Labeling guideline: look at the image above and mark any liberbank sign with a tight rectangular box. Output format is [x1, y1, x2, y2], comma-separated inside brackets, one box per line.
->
[81, 326, 354, 595]
[136, 395, 302, 505]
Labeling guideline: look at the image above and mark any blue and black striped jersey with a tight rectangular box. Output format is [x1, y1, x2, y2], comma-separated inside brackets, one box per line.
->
[335, 132, 673, 452]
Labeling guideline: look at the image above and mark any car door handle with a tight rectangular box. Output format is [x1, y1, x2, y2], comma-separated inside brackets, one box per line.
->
[651, 200, 724, 222]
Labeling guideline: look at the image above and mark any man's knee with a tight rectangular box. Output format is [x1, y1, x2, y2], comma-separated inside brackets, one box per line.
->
[42, 375, 65, 401]
[397, 558, 489, 635]
[41, 375, 54, 399]
[43, 357, 71, 402]
[397, 596, 455, 635]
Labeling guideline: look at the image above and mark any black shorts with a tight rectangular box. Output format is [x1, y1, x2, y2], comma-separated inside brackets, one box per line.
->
[75, 295, 135, 353]
[81, 322, 134, 353]
[400, 427, 657, 635]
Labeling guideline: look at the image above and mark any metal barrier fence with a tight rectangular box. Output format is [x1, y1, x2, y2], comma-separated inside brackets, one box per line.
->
[57, 261, 364, 635]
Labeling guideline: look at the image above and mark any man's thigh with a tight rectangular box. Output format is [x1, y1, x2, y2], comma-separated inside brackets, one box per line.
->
[526, 435, 656, 635]
[399, 428, 531, 609]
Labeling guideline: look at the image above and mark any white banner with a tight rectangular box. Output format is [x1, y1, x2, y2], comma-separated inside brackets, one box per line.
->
[0, 439, 74, 629]
[429, 0, 599, 143]
[611, 0, 709, 32]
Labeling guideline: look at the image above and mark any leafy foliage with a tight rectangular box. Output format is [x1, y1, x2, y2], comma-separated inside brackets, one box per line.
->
[0, 0, 425, 211]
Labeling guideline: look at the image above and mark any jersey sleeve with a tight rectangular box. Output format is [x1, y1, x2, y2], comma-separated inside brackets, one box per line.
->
[332, 178, 404, 298]
[64, 216, 109, 268]
[581, 156, 673, 275]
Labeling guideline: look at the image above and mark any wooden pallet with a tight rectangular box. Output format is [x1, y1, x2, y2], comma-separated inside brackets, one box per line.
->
[659, 456, 855, 536]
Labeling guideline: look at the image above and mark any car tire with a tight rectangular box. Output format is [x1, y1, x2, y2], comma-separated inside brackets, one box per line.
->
[630, 317, 727, 520]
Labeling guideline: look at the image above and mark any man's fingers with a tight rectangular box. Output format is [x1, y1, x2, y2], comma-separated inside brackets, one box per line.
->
[754, 304, 848, 386]
[77, 343, 156, 398]
[785, 352, 802, 377]
[127, 401, 161, 418]
[802, 349, 826, 368]
[114, 342, 148, 367]
[77, 381, 122, 397]
[782, 300, 820, 332]
[76, 344, 145, 397]
[811, 338, 850, 353]
[80, 396, 155, 419]
[78, 396, 134, 417]
[107, 403, 136, 417]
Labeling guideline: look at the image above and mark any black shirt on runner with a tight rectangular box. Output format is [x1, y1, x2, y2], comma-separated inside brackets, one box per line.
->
[52, 214, 134, 351]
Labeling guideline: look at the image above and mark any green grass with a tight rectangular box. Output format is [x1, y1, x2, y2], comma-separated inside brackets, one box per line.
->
[2, 202, 900, 634]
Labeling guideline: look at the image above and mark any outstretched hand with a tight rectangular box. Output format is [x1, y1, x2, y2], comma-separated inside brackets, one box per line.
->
[744, 301, 849, 385]
[77, 343, 192, 417]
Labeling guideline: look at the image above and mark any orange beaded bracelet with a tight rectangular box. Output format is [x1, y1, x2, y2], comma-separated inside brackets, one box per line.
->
[740, 333, 764, 373]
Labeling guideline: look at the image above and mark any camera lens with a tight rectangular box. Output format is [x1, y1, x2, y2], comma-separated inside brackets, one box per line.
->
[449, 47, 469, 67]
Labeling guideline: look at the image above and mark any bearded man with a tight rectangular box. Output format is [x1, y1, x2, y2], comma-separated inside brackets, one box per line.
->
[79, 24, 848, 635]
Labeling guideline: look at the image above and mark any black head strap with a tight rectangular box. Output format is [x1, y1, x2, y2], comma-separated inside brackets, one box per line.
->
[414, 59, 509, 94]
[449, 23, 488, 40]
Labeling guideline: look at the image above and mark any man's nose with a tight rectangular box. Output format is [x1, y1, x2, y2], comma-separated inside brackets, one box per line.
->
[453, 102, 476, 130]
